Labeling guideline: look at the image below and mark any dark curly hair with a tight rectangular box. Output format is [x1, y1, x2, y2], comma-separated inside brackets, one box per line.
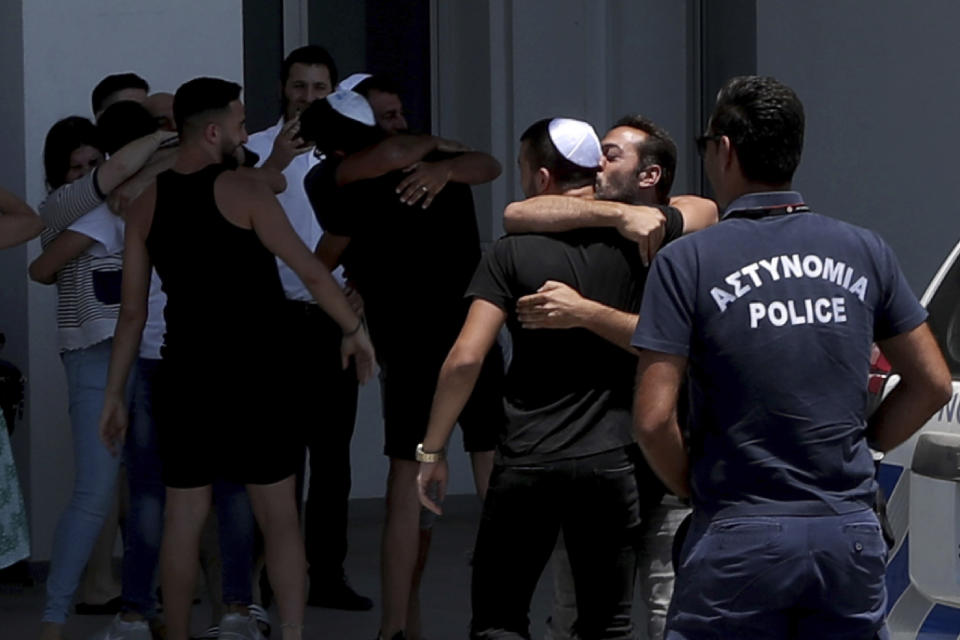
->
[708, 76, 804, 185]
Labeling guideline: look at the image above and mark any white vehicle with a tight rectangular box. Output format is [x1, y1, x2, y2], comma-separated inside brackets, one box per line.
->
[875, 240, 960, 638]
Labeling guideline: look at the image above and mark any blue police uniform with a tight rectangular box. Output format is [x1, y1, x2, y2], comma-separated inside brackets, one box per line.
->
[632, 191, 928, 639]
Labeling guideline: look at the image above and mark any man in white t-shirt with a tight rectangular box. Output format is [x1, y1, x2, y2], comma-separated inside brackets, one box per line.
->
[246, 45, 372, 611]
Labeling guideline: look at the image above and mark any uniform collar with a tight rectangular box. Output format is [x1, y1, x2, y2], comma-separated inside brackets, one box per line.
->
[722, 190, 806, 220]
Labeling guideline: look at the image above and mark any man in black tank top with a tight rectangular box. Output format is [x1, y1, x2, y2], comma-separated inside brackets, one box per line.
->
[99, 77, 375, 640]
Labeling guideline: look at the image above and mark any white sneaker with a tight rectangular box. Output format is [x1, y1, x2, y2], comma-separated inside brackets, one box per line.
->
[219, 613, 267, 640]
[95, 614, 152, 640]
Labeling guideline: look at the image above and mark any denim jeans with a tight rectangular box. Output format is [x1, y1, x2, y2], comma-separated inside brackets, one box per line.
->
[471, 448, 641, 640]
[666, 509, 889, 639]
[120, 358, 165, 617]
[43, 340, 122, 624]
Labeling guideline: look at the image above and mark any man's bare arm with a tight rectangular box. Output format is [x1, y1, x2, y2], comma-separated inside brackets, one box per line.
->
[100, 184, 155, 455]
[669, 195, 718, 234]
[418, 299, 506, 514]
[868, 323, 952, 452]
[633, 350, 690, 498]
[0, 187, 43, 248]
[107, 147, 178, 216]
[396, 151, 502, 209]
[336, 134, 440, 186]
[516, 280, 637, 352]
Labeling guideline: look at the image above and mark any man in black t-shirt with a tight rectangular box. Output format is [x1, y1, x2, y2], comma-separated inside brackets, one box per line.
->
[416, 118, 676, 640]
[505, 115, 711, 640]
[302, 90, 504, 640]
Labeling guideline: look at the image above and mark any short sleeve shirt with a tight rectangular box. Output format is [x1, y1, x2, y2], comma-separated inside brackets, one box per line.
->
[632, 191, 928, 517]
[469, 207, 683, 465]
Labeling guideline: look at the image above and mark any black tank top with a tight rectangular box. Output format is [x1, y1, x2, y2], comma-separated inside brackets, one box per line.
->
[146, 163, 287, 362]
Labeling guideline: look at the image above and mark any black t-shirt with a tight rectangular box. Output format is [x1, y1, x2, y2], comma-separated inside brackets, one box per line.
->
[469, 212, 683, 465]
[304, 153, 482, 355]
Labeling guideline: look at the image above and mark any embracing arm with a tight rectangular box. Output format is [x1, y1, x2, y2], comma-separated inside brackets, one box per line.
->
[107, 147, 178, 216]
[396, 151, 502, 208]
[633, 350, 690, 498]
[41, 130, 173, 231]
[0, 187, 43, 248]
[669, 195, 718, 234]
[418, 299, 506, 514]
[336, 134, 440, 185]
[868, 323, 952, 452]
[28, 231, 96, 284]
[516, 280, 637, 352]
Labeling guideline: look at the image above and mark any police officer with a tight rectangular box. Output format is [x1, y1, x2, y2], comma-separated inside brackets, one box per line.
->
[631, 75, 952, 639]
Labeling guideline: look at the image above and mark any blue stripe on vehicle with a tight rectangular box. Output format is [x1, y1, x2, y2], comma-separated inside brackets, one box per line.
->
[878, 462, 904, 501]
[917, 603, 960, 639]
[886, 534, 911, 614]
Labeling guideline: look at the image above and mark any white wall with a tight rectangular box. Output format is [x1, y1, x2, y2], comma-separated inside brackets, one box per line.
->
[14, 0, 244, 561]
[755, 0, 960, 293]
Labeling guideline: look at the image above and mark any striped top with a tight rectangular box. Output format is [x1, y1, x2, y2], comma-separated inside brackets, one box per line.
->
[39, 171, 122, 352]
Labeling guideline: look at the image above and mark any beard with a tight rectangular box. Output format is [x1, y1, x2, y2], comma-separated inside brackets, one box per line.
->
[595, 171, 640, 204]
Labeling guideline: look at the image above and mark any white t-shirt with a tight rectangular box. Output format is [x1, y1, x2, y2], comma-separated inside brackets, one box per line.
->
[247, 118, 346, 301]
[67, 205, 166, 359]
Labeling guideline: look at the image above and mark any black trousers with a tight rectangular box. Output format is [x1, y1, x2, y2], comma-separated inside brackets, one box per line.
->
[470, 447, 641, 640]
[286, 301, 360, 583]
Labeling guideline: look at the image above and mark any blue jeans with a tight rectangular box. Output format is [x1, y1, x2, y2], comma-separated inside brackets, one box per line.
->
[667, 509, 889, 639]
[44, 340, 122, 624]
[121, 358, 254, 616]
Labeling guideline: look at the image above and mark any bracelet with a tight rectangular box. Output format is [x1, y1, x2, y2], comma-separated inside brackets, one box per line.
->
[343, 318, 363, 337]
[416, 443, 446, 463]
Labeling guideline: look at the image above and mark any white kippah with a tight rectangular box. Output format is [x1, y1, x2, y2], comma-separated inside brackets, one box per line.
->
[337, 73, 372, 92]
[326, 89, 376, 126]
[547, 118, 601, 168]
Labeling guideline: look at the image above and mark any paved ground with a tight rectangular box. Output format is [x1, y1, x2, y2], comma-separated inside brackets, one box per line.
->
[1, 496, 568, 640]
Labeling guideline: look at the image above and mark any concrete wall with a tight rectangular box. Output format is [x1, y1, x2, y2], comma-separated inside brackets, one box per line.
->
[436, 0, 695, 242]
[1, 0, 244, 561]
[755, 0, 960, 293]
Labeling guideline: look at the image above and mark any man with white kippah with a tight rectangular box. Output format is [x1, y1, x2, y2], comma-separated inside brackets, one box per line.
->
[504, 115, 715, 640]
[246, 45, 375, 611]
[299, 90, 504, 640]
[416, 117, 659, 639]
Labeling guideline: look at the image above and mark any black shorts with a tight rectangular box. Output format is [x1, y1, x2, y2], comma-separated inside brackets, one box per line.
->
[379, 342, 505, 460]
[153, 355, 303, 489]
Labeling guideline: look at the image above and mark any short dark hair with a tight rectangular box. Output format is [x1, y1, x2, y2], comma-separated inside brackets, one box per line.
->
[298, 98, 383, 155]
[43, 116, 102, 190]
[520, 119, 597, 191]
[613, 115, 677, 204]
[173, 77, 243, 136]
[91, 73, 149, 115]
[97, 101, 159, 154]
[709, 75, 804, 185]
[353, 74, 400, 99]
[281, 45, 338, 87]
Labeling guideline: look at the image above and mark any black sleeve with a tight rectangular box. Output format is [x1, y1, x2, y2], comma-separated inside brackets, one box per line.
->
[659, 205, 685, 246]
[465, 237, 516, 312]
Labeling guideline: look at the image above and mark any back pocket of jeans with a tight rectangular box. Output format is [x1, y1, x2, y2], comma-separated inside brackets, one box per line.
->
[92, 269, 122, 306]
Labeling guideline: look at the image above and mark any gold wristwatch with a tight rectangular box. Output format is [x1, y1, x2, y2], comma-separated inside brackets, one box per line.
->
[415, 443, 445, 463]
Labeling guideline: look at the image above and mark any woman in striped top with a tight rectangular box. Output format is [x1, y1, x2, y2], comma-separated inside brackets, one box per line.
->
[31, 116, 172, 640]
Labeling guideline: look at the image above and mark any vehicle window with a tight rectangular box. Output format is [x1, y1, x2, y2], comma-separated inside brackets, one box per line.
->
[925, 254, 960, 378]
